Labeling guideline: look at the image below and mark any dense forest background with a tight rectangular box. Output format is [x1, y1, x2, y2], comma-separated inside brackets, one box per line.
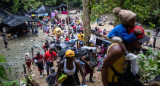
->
[0, 0, 160, 28]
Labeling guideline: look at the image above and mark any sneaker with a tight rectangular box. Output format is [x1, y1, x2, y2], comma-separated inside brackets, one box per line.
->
[125, 53, 138, 60]
[40, 75, 43, 78]
[44, 70, 47, 75]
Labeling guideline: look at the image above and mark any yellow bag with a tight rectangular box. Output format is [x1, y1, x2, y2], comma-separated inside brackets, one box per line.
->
[58, 73, 67, 83]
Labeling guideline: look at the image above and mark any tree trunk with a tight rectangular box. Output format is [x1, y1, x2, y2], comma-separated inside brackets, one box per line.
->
[67, 0, 70, 38]
[83, 0, 91, 46]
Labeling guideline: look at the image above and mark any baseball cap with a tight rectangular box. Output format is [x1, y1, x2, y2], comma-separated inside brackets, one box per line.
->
[65, 50, 75, 58]
[130, 26, 150, 43]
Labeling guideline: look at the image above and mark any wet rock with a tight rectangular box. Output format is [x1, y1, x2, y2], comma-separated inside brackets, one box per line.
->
[20, 43, 24, 46]
[7, 48, 10, 50]
[2, 49, 5, 53]
[6, 63, 10, 66]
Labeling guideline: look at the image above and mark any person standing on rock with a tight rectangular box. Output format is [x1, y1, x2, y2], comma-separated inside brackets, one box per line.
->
[25, 53, 32, 74]
[33, 52, 44, 78]
[44, 46, 58, 75]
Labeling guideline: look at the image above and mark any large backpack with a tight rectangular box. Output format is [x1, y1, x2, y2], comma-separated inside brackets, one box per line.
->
[46, 73, 56, 85]
[111, 61, 144, 86]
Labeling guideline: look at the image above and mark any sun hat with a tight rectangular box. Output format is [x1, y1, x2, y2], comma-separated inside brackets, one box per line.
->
[65, 50, 75, 58]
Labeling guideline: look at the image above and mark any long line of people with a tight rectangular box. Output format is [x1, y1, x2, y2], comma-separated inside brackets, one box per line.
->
[23, 7, 150, 86]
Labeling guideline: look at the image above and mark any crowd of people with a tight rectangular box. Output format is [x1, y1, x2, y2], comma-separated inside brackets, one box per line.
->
[22, 7, 151, 86]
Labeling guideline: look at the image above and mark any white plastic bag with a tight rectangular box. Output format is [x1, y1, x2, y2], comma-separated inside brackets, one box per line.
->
[130, 59, 139, 75]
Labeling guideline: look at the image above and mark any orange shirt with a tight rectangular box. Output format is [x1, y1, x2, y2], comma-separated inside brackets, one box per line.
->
[44, 51, 57, 62]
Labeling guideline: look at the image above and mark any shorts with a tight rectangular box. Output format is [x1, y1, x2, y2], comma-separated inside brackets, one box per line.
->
[46, 60, 53, 71]
[38, 62, 44, 71]
[84, 65, 94, 75]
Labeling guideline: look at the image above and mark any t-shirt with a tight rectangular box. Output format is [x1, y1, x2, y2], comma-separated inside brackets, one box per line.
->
[72, 26, 76, 29]
[43, 44, 49, 49]
[66, 38, 69, 41]
[78, 34, 81, 40]
[81, 34, 84, 41]
[44, 51, 57, 62]
[35, 54, 43, 63]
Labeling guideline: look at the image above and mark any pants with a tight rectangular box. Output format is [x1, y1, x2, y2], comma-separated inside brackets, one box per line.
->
[46, 61, 53, 71]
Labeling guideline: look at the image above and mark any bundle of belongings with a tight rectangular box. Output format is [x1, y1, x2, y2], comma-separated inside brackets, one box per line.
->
[79, 46, 98, 68]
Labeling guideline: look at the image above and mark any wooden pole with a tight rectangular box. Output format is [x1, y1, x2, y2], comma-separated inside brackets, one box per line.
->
[31, 48, 34, 64]
[23, 64, 27, 75]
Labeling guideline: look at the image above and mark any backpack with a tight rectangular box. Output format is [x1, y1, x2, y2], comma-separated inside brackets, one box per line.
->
[45, 44, 49, 48]
[46, 73, 56, 85]
[111, 61, 144, 86]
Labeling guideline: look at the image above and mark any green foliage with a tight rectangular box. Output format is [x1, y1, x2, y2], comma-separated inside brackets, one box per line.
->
[2, 0, 66, 13]
[0, 55, 12, 86]
[1, 80, 20, 86]
[71, 0, 82, 8]
[0, 55, 8, 80]
[90, 0, 160, 28]
[137, 48, 160, 82]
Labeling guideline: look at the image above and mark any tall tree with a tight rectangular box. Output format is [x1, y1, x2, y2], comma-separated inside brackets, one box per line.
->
[83, 0, 91, 46]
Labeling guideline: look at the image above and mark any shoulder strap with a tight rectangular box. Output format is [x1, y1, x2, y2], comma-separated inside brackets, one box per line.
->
[111, 66, 123, 77]
[111, 61, 131, 77]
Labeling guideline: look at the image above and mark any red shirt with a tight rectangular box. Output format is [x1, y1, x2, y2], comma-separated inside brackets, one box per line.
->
[43, 44, 45, 49]
[66, 37, 69, 41]
[35, 54, 43, 63]
[73, 26, 76, 29]
[44, 51, 57, 62]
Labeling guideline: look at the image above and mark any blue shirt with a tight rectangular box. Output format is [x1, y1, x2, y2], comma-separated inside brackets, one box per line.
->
[108, 24, 137, 43]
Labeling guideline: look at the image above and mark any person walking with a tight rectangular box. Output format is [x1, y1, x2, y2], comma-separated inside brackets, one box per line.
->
[33, 52, 44, 78]
[55, 50, 85, 86]
[44, 46, 58, 75]
[82, 50, 97, 83]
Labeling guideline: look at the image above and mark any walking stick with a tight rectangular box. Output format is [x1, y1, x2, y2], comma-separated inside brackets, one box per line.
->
[31, 48, 34, 64]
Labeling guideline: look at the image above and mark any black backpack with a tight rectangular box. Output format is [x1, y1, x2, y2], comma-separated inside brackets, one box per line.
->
[45, 44, 49, 48]
[111, 61, 144, 86]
